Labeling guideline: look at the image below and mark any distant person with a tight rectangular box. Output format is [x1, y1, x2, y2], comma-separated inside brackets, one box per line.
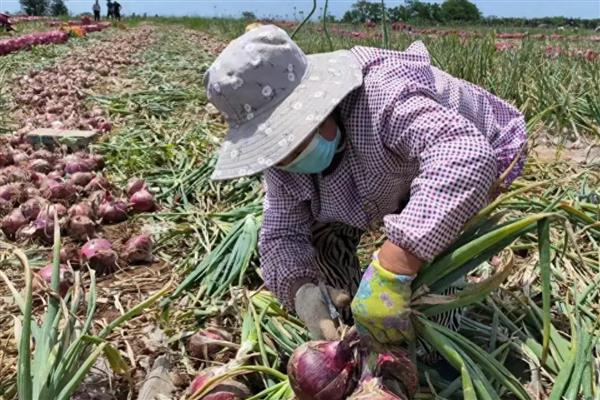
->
[92, 0, 101, 21]
[0, 12, 14, 32]
[113, 1, 121, 21]
[106, 0, 113, 19]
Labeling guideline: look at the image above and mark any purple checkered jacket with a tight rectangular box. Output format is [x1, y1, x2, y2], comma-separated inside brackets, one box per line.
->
[259, 42, 527, 310]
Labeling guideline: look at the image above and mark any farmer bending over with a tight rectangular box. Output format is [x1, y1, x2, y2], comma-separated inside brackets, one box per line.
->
[205, 25, 526, 354]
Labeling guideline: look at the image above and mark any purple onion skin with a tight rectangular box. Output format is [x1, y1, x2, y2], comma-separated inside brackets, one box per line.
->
[129, 189, 156, 213]
[68, 202, 95, 219]
[68, 215, 96, 242]
[65, 159, 92, 174]
[1, 209, 28, 238]
[0, 150, 13, 167]
[121, 234, 153, 263]
[36, 264, 72, 297]
[69, 172, 94, 187]
[126, 178, 145, 197]
[20, 198, 43, 221]
[99, 198, 128, 224]
[84, 176, 111, 193]
[80, 238, 117, 274]
[288, 340, 357, 400]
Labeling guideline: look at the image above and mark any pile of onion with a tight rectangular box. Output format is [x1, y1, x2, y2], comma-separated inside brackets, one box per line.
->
[287, 331, 418, 400]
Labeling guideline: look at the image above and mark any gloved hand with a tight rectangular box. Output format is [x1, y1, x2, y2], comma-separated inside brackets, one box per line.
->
[294, 282, 351, 340]
[351, 253, 414, 344]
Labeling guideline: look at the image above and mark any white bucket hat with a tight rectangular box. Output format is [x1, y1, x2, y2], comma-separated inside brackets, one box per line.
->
[205, 24, 363, 180]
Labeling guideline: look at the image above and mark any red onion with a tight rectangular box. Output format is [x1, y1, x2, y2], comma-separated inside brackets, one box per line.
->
[69, 172, 94, 187]
[288, 339, 358, 400]
[20, 198, 45, 221]
[35, 264, 72, 297]
[33, 212, 56, 244]
[80, 238, 118, 274]
[68, 202, 95, 218]
[64, 157, 92, 174]
[29, 158, 52, 173]
[121, 234, 153, 263]
[84, 176, 110, 192]
[1, 209, 28, 238]
[187, 327, 233, 360]
[99, 197, 128, 224]
[0, 198, 13, 217]
[126, 178, 145, 197]
[67, 215, 96, 241]
[42, 180, 76, 202]
[129, 189, 156, 213]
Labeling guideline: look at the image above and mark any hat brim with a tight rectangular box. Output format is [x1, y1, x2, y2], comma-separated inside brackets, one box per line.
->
[211, 50, 363, 181]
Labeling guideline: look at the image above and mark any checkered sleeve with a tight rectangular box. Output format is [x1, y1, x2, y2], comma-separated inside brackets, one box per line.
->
[381, 93, 497, 261]
[259, 170, 318, 310]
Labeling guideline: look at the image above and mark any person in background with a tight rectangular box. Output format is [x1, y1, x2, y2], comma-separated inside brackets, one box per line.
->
[204, 25, 527, 375]
[0, 12, 15, 32]
[106, 0, 113, 19]
[113, 1, 121, 21]
[92, 0, 101, 21]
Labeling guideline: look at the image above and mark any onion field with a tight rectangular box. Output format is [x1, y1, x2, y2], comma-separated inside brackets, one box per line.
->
[0, 16, 599, 400]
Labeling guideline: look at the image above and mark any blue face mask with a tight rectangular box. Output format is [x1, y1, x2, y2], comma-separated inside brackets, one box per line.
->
[281, 128, 341, 174]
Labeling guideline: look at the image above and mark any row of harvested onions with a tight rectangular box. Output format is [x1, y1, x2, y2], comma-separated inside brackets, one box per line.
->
[0, 134, 157, 287]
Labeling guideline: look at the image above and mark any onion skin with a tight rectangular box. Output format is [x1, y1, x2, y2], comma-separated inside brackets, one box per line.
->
[288, 340, 357, 400]
[121, 234, 153, 263]
[126, 178, 145, 197]
[42, 180, 76, 202]
[0, 149, 13, 167]
[60, 243, 81, 268]
[84, 176, 110, 193]
[67, 215, 96, 241]
[347, 379, 406, 400]
[129, 189, 156, 212]
[35, 264, 72, 297]
[1, 208, 28, 238]
[69, 172, 94, 187]
[29, 158, 52, 173]
[65, 158, 92, 174]
[99, 198, 128, 224]
[80, 238, 117, 274]
[68, 202, 95, 219]
[20, 198, 44, 221]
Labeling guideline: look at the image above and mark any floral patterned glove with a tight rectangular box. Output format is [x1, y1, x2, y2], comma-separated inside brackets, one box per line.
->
[351, 253, 414, 345]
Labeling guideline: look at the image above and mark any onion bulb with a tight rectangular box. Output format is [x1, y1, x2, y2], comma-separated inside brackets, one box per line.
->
[126, 177, 145, 197]
[67, 215, 96, 241]
[129, 189, 156, 212]
[84, 175, 110, 192]
[121, 234, 153, 263]
[69, 172, 94, 187]
[288, 339, 358, 400]
[68, 202, 95, 219]
[99, 197, 128, 224]
[20, 197, 44, 221]
[1, 208, 28, 238]
[80, 238, 117, 274]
